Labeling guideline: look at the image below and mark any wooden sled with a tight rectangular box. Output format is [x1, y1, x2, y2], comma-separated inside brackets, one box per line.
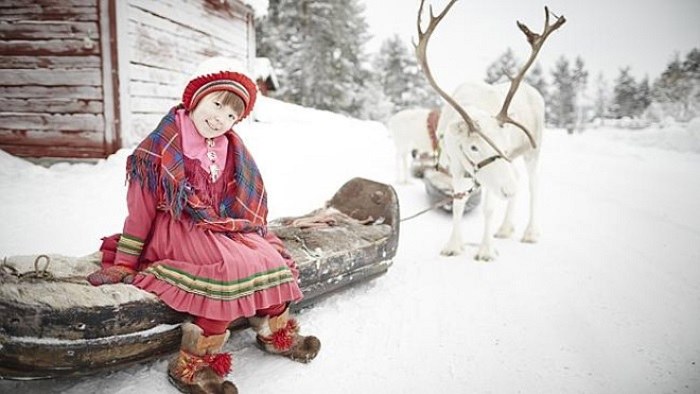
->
[0, 177, 399, 380]
[422, 168, 482, 214]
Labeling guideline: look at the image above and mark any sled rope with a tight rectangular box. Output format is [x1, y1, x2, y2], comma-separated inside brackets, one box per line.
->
[400, 188, 473, 223]
[400, 196, 453, 222]
[0, 255, 88, 284]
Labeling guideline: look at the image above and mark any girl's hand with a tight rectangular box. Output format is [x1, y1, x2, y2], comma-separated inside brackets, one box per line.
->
[87, 265, 136, 286]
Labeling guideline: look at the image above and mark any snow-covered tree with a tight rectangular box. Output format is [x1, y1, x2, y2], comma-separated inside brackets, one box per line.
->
[484, 47, 519, 84]
[612, 67, 640, 118]
[571, 56, 590, 131]
[635, 77, 652, 115]
[525, 63, 548, 100]
[652, 49, 700, 121]
[255, 0, 282, 61]
[372, 34, 441, 119]
[255, 0, 373, 118]
[549, 56, 576, 132]
[592, 73, 611, 120]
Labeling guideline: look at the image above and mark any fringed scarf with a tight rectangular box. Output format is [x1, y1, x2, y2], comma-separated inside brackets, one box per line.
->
[126, 106, 268, 235]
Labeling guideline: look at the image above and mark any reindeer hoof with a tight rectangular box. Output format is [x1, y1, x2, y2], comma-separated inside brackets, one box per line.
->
[474, 247, 498, 261]
[440, 249, 461, 257]
[440, 247, 462, 256]
[474, 254, 495, 262]
[494, 225, 514, 239]
[521, 228, 540, 243]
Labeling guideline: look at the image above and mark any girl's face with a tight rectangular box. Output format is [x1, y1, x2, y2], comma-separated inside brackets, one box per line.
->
[190, 93, 239, 139]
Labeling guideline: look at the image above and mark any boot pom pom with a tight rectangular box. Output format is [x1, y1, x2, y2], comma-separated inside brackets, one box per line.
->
[205, 353, 232, 377]
[269, 320, 299, 351]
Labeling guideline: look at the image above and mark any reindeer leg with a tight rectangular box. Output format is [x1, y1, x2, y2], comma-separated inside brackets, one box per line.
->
[495, 194, 516, 239]
[475, 190, 498, 261]
[521, 152, 540, 243]
[440, 175, 471, 256]
[395, 149, 407, 184]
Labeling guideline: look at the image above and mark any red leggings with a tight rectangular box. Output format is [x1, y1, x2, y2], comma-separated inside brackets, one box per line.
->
[194, 303, 288, 336]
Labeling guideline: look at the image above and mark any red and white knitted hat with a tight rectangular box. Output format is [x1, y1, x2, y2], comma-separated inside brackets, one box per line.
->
[182, 57, 258, 121]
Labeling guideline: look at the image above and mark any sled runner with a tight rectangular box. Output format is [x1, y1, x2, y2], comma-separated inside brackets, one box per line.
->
[422, 168, 481, 213]
[0, 177, 399, 380]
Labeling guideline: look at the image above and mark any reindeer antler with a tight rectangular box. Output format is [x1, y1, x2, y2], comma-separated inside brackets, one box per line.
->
[496, 6, 566, 149]
[415, 1, 475, 130]
[415, 0, 508, 160]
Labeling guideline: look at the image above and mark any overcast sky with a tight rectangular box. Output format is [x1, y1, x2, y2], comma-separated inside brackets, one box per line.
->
[361, 0, 700, 91]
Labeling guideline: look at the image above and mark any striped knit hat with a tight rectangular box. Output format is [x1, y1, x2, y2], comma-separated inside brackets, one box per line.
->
[182, 57, 257, 121]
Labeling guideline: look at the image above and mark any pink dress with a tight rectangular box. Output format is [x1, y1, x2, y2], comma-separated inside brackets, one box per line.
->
[116, 133, 302, 322]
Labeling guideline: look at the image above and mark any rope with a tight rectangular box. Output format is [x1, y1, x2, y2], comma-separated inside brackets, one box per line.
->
[400, 188, 473, 223]
[0, 255, 89, 285]
[400, 196, 452, 222]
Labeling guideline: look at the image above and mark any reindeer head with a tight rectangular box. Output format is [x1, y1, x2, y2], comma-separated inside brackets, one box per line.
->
[444, 103, 520, 198]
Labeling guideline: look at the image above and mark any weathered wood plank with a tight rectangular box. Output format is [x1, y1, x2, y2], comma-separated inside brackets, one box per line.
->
[130, 0, 248, 39]
[127, 6, 247, 60]
[0, 85, 102, 99]
[127, 20, 245, 69]
[0, 143, 105, 159]
[0, 68, 102, 86]
[0, 6, 97, 22]
[0, 98, 103, 114]
[128, 5, 246, 44]
[0, 113, 103, 131]
[131, 113, 166, 139]
[0, 128, 103, 145]
[129, 97, 178, 114]
[0, 21, 98, 40]
[0, 55, 101, 69]
[0, 39, 100, 56]
[128, 63, 187, 85]
[130, 80, 182, 98]
[0, 0, 95, 7]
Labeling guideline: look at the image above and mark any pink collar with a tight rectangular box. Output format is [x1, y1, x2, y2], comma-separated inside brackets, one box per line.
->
[177, 109, 228, 176]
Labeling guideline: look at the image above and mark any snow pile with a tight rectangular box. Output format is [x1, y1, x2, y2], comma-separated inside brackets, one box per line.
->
[586, 118, 700, 154]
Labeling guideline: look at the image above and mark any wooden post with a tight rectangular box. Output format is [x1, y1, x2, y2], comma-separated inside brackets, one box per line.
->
[98, 0, 121, 155]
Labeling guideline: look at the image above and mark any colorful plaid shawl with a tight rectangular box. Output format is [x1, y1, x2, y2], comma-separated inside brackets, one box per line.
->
[127, 106, 268, 235]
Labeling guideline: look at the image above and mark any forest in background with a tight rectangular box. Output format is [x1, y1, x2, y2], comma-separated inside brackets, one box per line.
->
[255, 0, 700, 131]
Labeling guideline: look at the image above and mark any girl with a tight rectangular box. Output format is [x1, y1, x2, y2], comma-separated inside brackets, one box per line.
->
[87, 57, 320, 394]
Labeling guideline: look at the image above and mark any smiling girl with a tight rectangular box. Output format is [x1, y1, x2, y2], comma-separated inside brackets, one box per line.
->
[87, 57, 320, 394]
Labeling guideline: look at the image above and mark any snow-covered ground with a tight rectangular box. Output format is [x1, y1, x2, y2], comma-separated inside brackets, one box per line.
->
[1, 97, 699, 393]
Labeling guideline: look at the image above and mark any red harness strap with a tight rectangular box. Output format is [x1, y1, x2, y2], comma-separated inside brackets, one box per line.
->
[426, 108, 441, 152]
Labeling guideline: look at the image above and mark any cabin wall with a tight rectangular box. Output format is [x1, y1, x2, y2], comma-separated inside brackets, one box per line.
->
[0, 0, 114, 158]
[122, 0, 254, 146]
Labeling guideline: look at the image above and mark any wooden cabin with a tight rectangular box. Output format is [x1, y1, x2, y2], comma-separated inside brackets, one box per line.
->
[0, 0, 257, 159]
[254, 56, 278, 96]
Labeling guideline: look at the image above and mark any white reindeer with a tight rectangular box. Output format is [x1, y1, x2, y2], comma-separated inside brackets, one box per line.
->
[387, 108, 439, 184]
[416, 0, 565, 260]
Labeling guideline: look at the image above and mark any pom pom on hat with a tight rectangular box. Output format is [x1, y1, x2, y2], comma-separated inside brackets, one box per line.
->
[182, 57, 258, 121]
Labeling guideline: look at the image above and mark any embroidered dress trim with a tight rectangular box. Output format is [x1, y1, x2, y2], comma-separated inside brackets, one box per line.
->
[116, 233, 145, 256]
[142, 264, 296, 300]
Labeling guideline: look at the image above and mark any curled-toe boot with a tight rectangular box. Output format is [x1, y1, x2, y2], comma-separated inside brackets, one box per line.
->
[168, 322, 238, 394]
[248, 308, 321, 363]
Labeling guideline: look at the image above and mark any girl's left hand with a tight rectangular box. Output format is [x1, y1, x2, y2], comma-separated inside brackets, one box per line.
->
[87, 265, 136, 286]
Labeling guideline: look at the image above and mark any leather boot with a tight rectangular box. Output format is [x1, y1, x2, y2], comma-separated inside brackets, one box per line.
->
[168, 322, 238, 394]
[248, 308, 321, 363]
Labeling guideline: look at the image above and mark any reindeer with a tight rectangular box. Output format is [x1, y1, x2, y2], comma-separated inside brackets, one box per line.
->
[415, 0, 565, 260]
[387, 108, 440, 184]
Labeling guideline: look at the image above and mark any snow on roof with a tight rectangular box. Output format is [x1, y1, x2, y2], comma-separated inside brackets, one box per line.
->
[253, 57, 279, 90]
[242, 0, 268, 17]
